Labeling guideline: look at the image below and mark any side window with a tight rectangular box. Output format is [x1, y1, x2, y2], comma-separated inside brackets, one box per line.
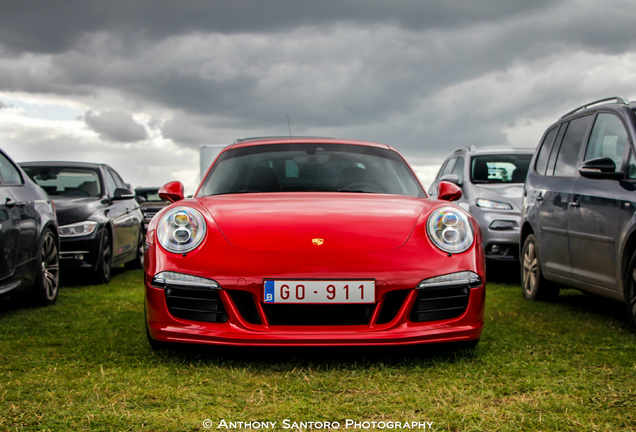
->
[109, 168, 127, 189]
[438, 158, 457, 179]
[452, 156, 464, 184]
[104, 170, 119, 197]
[627, 149, 636, 180]
[546, 123, 568, 175]
[534, 126, 558, 175]
[584, 113, 628, 171]
[553, 115, 594, 177]
[0, 153, 24, 186]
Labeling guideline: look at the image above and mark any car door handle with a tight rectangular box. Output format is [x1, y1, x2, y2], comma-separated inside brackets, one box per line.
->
[569, 201, 580, 208]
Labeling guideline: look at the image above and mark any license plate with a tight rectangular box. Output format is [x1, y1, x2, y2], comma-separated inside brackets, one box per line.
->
[264, 280, 375, 304]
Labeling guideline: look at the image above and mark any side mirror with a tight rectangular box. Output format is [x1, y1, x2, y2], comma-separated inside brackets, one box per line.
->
[437, 180, 462, 202]
[579, 157, 624, 180]
[113, 188, 135, 200]
[439, 173, 461, 186]
[159, 181, 185, 203]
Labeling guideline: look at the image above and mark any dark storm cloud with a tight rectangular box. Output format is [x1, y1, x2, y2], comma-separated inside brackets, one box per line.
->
[83, 110, 148, 142]
[1, 0, 636, 175]
[0, 0, 552, 54]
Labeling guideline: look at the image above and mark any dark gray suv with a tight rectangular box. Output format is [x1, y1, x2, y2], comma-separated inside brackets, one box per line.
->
[521, 96, 636, 329]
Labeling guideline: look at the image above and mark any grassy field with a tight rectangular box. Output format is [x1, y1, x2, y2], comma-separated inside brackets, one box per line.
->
[1, 267, 635, 432]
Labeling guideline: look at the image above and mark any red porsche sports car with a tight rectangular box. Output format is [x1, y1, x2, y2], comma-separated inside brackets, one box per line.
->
[144, 138, 485, 349]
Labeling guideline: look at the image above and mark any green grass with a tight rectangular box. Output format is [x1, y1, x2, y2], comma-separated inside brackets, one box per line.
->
[1, 268, 635, 431]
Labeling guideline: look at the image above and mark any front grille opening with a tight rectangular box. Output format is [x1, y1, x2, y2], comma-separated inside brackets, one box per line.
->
[376, 290, 409, 324]
[263, 304, 375, 326]
[410, 286, 469, 323]
[165, 286, 228, 323]
[227, 290, 261, 325]
[485, 242, 519, 259]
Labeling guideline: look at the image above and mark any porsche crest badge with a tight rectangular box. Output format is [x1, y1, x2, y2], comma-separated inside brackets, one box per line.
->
[312, 238, 324, 246]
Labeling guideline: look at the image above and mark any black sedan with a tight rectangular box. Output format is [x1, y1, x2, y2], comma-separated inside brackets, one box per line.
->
[20, 162, 144, 284]
[0, 148, 60, 305]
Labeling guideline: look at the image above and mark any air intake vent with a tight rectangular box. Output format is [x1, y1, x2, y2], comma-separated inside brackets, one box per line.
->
[410, 286, 469, 322]
[165, 286, 228, 323]
[228, 290, 261, 325]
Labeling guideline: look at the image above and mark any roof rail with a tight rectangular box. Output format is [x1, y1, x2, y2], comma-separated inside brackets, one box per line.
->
[454, 145, 476, 153]
[561, 96, 630, 118]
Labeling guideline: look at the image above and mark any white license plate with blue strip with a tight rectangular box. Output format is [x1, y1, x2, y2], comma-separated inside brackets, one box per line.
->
[264, 280, 375, 304]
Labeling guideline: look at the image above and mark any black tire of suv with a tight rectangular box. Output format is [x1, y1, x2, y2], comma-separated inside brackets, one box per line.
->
[521, 234, 559, 301]
[624, 250, 636, 330]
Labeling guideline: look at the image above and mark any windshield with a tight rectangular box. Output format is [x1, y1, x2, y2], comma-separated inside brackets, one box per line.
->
[23, 167, 102, 197]
[136, 189, 165, 202]
[470, 154, 532, 184]
[198, 143, 425, 197]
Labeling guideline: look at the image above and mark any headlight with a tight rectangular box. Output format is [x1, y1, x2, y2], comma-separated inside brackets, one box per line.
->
[152, 271, 219, 290]
[157, 206, 207, 253]
[427, 207, 474, 254]
[476, 198, 512, 210]
[418, 271, 482, 289]
[59, 221, 98, 237]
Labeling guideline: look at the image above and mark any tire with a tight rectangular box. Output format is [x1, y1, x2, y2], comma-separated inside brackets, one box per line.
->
[30, 229, 60, 306]
[93, 228, 112, 285]
[623, 250, 636, 330]
[125, 227, 145, 270]
[521, 234, 559, 301]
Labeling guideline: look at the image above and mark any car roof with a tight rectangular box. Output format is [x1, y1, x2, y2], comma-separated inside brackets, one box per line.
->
[228, 137, 394, 151]
[452, 146, 535, 157]
[560, 96, 635, 119]
[19, 161, 108, 169]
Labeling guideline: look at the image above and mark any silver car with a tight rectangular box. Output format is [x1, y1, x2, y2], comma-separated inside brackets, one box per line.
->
[429, 146, 534, 262]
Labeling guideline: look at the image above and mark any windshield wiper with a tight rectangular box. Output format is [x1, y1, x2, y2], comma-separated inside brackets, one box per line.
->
[210, 190, 283, 196]
[337, 189, 375, 193]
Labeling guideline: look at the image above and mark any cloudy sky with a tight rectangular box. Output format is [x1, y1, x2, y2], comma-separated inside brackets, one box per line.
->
[1, 0, 635, 193]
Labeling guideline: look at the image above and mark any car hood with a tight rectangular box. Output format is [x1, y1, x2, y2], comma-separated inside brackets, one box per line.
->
[472, 184, 524, 206]
[51, 196, 104, 226]
[198, 193, 430, 252]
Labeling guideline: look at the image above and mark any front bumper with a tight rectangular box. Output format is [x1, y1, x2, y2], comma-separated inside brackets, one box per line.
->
[146, 285, 484, 347]
[58, 230, 101, 270]
[471, 208, 521, 261]
[145, 242, 486, 347]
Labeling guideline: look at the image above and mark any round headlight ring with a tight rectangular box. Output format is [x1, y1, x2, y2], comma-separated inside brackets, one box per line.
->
[442, 213, 459, 227]
[157, 206, 207, 253]
[173, 211, 190, 226]
[173, 227, 192, 243]
[427, 206, 474, 254]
